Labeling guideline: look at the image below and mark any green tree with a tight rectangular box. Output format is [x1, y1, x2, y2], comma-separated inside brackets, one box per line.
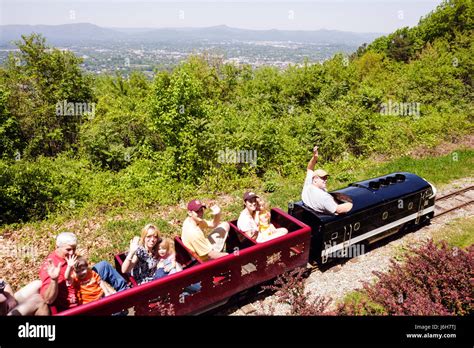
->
[0, 87, 22, 159]
[79, 72, 162, 171]
[149, 57, 220, 182]
[2, 34, 94, 158]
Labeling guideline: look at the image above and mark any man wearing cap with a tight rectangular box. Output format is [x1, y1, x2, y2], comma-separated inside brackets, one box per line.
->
[238, 191, 288, 242]
[181, 200, 230, 261]
[302, 146, 353, 214]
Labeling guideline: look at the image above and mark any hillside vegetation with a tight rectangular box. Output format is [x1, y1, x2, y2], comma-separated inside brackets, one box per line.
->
[0, 0, 472, 227]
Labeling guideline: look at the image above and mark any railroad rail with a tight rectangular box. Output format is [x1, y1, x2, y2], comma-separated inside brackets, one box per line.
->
[433, 185, 474, 219]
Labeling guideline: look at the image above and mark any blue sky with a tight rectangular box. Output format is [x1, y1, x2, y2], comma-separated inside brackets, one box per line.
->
[1, 0, 444, 33]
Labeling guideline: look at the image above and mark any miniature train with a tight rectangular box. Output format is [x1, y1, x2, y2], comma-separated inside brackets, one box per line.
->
[57, 172, 436, 316]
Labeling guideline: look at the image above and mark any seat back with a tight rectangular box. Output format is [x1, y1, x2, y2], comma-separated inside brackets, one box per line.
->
[114, 252, 138, 287]
[229, 220, 258, 245]
[174, 236, 203, 268]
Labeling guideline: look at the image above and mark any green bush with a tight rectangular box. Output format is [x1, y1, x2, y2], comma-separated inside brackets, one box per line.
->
[0, 155, 92, 224]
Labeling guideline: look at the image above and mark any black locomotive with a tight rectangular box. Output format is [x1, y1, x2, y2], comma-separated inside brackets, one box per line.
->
[289, 172, 436, 264]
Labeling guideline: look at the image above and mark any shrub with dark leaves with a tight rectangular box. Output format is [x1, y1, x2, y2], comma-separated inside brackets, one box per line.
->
[339, 240, 473, 315]
[258, 267, 333, 316]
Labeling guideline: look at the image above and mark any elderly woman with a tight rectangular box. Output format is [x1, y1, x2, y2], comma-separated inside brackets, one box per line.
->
[121, 224, 162, 285]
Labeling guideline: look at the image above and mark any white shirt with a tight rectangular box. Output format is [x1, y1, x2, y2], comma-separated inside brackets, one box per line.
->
[302, 170, 338, 214]
[237, 209, 259, 234]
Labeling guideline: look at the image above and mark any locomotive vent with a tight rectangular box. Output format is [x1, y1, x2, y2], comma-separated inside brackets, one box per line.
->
[368, 174, 405, 190]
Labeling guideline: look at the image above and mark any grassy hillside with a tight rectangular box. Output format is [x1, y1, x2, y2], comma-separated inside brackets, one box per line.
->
[0, 0, 472, 283]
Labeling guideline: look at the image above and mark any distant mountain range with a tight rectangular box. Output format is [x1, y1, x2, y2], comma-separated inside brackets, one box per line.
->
[0, 23, 382, 46]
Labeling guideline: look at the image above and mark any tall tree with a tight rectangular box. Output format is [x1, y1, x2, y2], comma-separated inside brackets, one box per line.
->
[2, 34, 94, 158]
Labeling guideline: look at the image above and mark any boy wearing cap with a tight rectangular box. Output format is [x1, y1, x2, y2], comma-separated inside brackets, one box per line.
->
[181, 200, 230, 261]
[302, 146, 353, 214]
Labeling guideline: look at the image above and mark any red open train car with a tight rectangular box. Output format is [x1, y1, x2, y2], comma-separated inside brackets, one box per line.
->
[57, 208, 311, 316]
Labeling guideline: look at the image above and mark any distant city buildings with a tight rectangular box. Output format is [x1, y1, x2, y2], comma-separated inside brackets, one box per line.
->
[0, 39, 356, 76]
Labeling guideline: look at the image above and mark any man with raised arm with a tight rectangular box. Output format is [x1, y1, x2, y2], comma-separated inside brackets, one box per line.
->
[302, 146, 353, 215]
[181, 199, 230, 261]
[40, 232, 128, 313]
[39, 232, 80, 312]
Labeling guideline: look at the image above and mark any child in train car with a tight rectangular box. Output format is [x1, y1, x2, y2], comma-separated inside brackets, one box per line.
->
[64, 255, 116, 305]
[153, 238, 183, 280]
[255, 198, 289, 243]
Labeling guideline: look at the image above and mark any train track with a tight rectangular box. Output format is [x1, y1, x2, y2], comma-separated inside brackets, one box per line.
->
[433, 185, 474, 219]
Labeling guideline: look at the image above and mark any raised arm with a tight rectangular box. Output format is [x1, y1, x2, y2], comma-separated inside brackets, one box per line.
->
[205, 205, 222, 229]
[307, 145, 319, 171]
[121, 237, 139, 274]
[42, 259, 62, 305]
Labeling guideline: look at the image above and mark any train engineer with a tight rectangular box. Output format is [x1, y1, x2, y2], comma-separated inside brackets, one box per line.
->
[302, 145, 353, 214]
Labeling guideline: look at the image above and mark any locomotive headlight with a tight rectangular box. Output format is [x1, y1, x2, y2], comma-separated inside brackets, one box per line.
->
[423, 178, 437, 199]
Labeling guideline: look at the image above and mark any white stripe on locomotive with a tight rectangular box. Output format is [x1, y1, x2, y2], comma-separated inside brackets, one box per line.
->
[321, 206, 435, 257]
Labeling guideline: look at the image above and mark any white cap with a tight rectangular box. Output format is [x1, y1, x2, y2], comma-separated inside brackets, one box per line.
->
[312, 169, 329, 178]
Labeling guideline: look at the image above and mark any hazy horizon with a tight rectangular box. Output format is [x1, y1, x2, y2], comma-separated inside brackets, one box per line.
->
[1, 0, 443, 33]
[0, 22, 385, 34]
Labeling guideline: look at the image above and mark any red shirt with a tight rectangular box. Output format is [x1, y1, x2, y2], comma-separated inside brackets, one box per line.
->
[39, 251, 79, 312]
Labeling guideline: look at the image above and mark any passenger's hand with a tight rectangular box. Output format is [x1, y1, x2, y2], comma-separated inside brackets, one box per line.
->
[65, 255, 77, 268]
[129, 236, 140, 255]
[46, 259, 62, 281]
[313, 145, 319, 158]
[331, 192, 353, 204]
[210, 205, 221, 215]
